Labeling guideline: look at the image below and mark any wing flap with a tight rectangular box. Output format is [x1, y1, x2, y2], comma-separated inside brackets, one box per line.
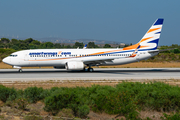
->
[83, 58, 114, 65]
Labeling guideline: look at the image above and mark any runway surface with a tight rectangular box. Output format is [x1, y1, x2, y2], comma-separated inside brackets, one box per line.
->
[0, 68, 180, 81]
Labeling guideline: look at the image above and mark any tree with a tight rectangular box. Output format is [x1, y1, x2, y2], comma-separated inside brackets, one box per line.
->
[29, 44, 37, 49]
[43, 42, 54, 48]
[124, 44, 129, 47]
[18, 40, 29, 49]
[19, 43, 28, 50]
[11, 39, 19, 45]
[171, 44, 179, 48]
[65, 45, 72, 48]
[24, 38, 34, 44]
[173, 49, 180, 54]
[0, 44, 4, 48]
[11, 39, 20, 50]
[73, 42, 84, 48]
[0, 38, 10, 44]
[54, 43, 61, 48]
[31, 40, 41, 45]
[103, 44, 111, 48]
[11, 45, 19, 50]
[87, 42, 98, 48]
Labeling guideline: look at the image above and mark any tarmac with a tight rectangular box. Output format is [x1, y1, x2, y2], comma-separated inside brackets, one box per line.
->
[0, 68, 180, 82]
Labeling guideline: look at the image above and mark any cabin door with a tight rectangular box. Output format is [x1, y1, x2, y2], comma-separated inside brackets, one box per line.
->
[24, 52, 29, 61]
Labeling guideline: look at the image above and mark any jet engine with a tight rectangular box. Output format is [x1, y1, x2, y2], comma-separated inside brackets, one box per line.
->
[65, 61, 84, 70]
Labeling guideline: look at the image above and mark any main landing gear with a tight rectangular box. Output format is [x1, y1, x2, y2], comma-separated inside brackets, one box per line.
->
[18, 69, 23, 73]
[88, 68, 94, 72]
[84, 65, 94, 72]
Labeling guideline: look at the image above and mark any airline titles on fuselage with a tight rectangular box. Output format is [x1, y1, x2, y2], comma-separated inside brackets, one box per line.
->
[29, 51, 71, 56]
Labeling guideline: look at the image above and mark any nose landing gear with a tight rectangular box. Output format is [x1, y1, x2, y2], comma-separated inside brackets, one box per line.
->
[13, 66, 22, 73]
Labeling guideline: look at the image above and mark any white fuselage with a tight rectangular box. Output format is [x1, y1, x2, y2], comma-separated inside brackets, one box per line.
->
[2, 48, 158, 68]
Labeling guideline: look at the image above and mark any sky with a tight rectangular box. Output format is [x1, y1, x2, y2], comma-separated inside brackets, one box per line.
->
[0, 0, 179, 45]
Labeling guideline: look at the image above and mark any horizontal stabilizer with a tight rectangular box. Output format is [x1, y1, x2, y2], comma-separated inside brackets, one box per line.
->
[148, 48, 176, 53]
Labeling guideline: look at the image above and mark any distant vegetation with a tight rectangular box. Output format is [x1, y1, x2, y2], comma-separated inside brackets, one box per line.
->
[144, 44, 180, 62]
[0, 38, 101, 50]
[0, 37, 180, 62]
[1, 82, 180, 119]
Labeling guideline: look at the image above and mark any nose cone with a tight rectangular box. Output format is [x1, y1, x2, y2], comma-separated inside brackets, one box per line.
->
[2, 57, 9, 64]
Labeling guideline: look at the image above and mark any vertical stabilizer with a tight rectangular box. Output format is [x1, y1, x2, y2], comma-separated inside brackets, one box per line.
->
[138, 18, 164, 50]
[123, 19, 164, 51]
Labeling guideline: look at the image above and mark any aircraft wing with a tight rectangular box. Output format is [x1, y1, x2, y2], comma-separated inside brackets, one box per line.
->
[83, 58, 114, 66]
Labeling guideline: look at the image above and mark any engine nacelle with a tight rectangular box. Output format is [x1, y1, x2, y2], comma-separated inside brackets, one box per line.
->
[66, 61, 84, 70]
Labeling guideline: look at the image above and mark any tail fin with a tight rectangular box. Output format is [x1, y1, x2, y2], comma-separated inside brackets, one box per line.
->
[123, 18, 164, 51]
[138, 18, 164, 50]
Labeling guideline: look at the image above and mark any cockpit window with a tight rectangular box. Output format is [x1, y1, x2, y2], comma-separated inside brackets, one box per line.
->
[9, 55, 18, 57]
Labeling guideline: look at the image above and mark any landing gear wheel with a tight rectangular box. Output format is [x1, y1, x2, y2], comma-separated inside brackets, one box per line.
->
[19, 69, 23, 73]
[88, 68, 94, 72]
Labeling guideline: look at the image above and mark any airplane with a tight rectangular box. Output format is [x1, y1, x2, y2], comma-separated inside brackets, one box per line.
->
[3, 18, 164, 72]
